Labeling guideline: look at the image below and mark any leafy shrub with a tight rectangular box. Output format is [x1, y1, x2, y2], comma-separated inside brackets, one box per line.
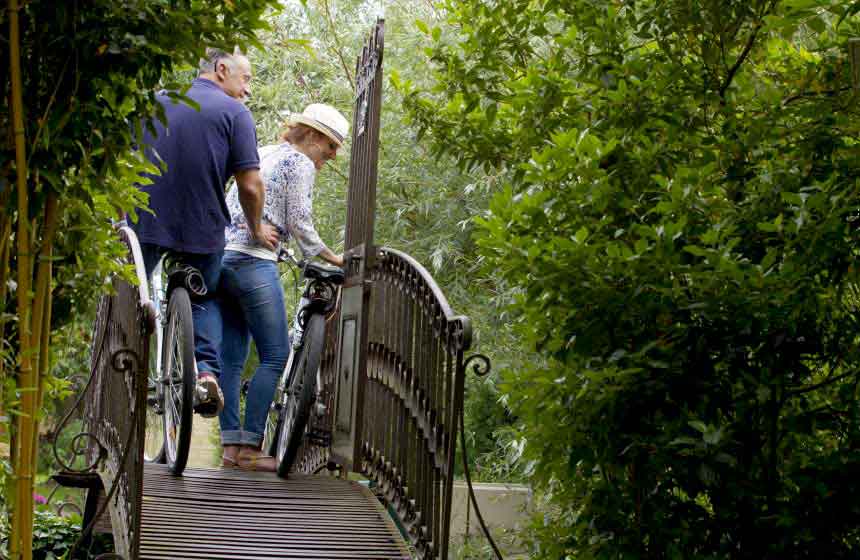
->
[402, 0, 860, 557]
[1, 508, 113, 560]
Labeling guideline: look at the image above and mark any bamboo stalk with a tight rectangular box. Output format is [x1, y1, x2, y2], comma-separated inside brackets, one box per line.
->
[8, 0, 35, 557]
[0, 216, 12, 358]
[0, 216, 10, 502]
[29, 193, 59, 486]
[31, 193, 58, 380]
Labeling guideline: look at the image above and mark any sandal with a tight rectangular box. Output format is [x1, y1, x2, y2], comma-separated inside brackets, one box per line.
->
[222, 444, 241, 469]
[237, 448, 277, 472]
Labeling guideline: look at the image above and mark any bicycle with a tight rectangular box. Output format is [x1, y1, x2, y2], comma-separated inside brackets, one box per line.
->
[262, 249, 343, 478]
[143, 257, 208, 475]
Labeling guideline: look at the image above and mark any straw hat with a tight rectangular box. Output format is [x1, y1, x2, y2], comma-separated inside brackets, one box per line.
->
[287, 104, 349, 147]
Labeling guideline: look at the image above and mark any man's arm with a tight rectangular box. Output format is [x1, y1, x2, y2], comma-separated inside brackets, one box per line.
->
[234, 168, 277, 250]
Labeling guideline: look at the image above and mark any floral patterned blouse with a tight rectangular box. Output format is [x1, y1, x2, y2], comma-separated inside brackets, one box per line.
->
[224, 142, 327, 260]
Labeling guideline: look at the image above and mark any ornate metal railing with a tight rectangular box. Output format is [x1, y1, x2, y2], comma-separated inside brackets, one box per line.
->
[52, 225, 154, 559]
[361, 248, 469, 559]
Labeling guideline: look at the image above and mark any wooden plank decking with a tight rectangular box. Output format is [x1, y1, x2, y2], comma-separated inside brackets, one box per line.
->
[139, 464, 411, 559]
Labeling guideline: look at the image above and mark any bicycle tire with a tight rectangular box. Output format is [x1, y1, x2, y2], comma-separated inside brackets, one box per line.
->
[144, 331, 166, 463]
[161, 287, 195, 475]
[144, 266, 166, 463]
[276, 313, 325, 478]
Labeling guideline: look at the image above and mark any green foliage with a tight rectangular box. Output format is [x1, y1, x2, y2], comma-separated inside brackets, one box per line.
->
[0, 0, 281, 328]
[402, 0, 860, 556]
[0, 507, 113, 559]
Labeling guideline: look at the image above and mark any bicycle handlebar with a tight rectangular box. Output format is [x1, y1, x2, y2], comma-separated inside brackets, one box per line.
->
[277, 247, 305, 269]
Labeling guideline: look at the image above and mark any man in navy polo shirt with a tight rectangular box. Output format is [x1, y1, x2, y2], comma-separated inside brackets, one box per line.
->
[133, 49, 277, 417]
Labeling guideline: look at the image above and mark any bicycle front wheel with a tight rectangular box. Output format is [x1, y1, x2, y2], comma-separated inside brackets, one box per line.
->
[161, 287, 195, 475]
[261, 397, 283, 459]
[276, 313, 325, 478]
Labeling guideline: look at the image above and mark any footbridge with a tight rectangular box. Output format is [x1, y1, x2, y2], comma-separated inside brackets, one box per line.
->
[51, 21, 491, 560]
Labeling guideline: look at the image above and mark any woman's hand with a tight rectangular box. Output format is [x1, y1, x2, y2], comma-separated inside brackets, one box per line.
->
[251, 223, 280, 251]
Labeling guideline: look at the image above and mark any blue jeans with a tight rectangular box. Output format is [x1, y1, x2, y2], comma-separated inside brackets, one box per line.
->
[140, 243, 223, 378]
[217, 251, 290, 447]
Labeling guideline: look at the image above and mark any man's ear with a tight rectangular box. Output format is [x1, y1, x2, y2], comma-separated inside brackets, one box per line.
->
[215, 60, 229, 80]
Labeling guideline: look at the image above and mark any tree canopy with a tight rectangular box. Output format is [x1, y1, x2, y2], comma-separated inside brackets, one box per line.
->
[401, 0, 860, 556]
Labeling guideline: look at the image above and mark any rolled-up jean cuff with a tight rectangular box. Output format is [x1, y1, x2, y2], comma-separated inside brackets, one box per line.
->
[240, 432, 263, 448]
[221, 430, 243, 445]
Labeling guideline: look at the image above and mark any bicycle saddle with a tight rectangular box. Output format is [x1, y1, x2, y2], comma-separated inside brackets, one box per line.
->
[304, 262, 345, 285]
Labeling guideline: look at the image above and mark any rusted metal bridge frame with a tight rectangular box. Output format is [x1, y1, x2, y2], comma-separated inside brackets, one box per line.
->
[54, 19, 484, 560]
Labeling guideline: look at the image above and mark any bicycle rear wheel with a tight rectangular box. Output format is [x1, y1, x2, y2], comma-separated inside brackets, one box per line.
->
[162, 287, 195, 475]
[144, 337, 166, 463]
[144, 266, 166, 463]
[276, 313, 324, 478]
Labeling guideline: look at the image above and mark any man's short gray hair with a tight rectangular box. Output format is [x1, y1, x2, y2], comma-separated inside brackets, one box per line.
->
[199, 48, 237, 74]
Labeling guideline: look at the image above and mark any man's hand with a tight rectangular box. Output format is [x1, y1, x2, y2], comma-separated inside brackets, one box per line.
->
[252, 223, 279, 251]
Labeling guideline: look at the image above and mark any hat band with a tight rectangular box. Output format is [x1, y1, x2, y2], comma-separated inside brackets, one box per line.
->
[310, 118, 344, 144]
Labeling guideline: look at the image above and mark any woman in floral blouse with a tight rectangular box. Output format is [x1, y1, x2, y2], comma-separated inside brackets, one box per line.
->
[217, 104, 349, 471]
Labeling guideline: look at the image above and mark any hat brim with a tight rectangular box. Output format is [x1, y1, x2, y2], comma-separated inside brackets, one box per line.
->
[287, 115, 345, 147]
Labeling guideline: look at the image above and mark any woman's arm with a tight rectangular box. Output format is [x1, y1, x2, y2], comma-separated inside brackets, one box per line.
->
[281, 152, 336, 261]
[316, 247, 343, 267]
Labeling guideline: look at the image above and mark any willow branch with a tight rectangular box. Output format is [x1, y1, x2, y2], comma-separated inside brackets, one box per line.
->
[319, 0, 355, 90]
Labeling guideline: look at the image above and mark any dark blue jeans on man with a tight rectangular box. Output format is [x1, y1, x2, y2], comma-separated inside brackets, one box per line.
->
[140, 242, 224, 379]
[217, 251, 291, 448]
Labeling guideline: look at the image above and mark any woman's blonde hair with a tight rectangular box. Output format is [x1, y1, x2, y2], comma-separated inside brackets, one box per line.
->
[281, 123, 323, 145]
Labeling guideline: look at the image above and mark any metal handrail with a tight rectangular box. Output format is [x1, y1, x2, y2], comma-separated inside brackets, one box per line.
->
[357, 246, 471, 559]
[50, 225, 153, 560]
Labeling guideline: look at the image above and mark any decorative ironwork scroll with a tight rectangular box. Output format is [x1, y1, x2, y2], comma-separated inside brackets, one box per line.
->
[362, 248, 470, 560]
[77, 225, 154, 559]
